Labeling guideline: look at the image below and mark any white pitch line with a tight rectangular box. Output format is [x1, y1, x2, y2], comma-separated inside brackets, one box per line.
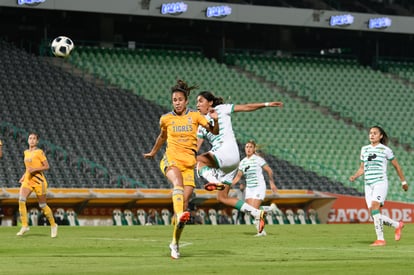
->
[82, 237, 193, 247]
[284, 247, 414, 253]
[178, 242, 192, 247]
[82, 237, 158, 242]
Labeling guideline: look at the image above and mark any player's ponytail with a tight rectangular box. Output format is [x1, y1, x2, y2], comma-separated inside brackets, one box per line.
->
[171, 79, 198, 100]
[198, 91, 224, 107]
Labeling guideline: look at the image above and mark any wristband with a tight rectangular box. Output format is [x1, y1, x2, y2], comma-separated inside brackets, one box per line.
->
[402, 181, 407, 185]
[264, 102, 270, 107]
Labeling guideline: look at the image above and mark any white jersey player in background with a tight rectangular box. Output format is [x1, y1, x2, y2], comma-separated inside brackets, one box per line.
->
[232, 140, 278, 236]
[196, 90, 283, 234]
[349, 126, 408, 246]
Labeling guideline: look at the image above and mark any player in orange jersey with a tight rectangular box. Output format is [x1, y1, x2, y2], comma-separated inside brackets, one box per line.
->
[144, 79, 219, 259]
[16, 133, 57, 238]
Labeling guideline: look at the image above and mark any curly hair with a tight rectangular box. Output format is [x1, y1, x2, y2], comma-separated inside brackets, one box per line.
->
[171, 79, 198, 100]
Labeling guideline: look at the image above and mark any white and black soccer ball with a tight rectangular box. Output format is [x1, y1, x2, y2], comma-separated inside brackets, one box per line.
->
[51, 36, 74, 57]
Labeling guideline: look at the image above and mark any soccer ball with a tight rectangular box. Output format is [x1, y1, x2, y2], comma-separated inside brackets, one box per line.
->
[51, 36, 74, 58]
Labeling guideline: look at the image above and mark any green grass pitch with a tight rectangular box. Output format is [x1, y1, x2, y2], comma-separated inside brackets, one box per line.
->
[0, 224, 413, 274]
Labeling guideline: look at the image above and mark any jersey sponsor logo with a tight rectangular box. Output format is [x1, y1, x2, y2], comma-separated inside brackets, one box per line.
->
[368, 153, 377, 161]
[328, 207, 413, 223]
[172, 125, 193, 132]
[328, 194, 414, 223]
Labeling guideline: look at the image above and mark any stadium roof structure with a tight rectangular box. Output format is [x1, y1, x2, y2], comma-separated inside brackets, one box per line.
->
[2, 0, 414, 35]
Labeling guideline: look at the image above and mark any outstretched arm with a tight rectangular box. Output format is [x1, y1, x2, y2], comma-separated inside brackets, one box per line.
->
[143, 129, 167, 159]
[204, 107, 219, 135]
[196, 138, 204, 152]
[391, 158, 408, 192]
[231, 170, 243, 187]
[349, 162, 364, 182]
[263, 165, 277, 193]
[234, 101, 283, 112]
[28, 159, 50, 174]
[19, 173, 25, 183]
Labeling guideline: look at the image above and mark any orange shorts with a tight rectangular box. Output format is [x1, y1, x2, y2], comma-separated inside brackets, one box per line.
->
[21, 179, 48, 196]
[160, 153, 196, 187]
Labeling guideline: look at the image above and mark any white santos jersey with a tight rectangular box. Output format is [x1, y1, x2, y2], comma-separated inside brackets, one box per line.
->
[197, 104, 238, 153]
[238, 154, 267, 189]
[360, 143, 394, 186]
[197, 104, 240, 172]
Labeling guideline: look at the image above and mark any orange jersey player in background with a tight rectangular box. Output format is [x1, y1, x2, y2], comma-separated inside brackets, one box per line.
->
[16, 133, 57, 238]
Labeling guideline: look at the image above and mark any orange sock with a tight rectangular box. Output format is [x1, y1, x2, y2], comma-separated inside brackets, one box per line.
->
[172, 187, 184, 216]
[18, 201, 28, 227]
[42, 205, 56, 227]
[171, 187, 184, 244]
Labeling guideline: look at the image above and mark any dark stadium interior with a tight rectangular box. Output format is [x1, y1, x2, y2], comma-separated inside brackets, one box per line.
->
[1, 4, 414, 64]
[0, 40, 360, 195]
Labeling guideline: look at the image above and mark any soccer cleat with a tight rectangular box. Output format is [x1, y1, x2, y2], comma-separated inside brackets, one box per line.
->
[370, 240, 386, 246]
[16, 226, 30, 236]
[254, 230, 267, 237]
[258, 210, 266, 233]
[169, 243, 180, 259]
[395, 221, 404, 241]
[51, 225, 58, 238]
[177, 211, 190, 229]
[204, 182, 225, 191]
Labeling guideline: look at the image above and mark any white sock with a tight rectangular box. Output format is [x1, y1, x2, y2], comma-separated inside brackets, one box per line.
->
[244, 212, 252, 224]
[240, 203, 261, 218]
[381, 215, 398, 228]
[199, 166, 219, 183]
[372, 213, 384, 240]
[261, 206, 272, 212]
[253, 218, 260, 232]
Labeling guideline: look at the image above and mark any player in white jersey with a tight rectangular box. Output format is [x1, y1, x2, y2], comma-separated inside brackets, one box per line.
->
[349, 126, 408, 246]
[232, 140, 278, 236]
[196, 90, 283, 233]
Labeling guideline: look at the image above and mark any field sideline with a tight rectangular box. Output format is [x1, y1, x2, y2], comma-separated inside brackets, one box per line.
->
[0, 224, 413, 274]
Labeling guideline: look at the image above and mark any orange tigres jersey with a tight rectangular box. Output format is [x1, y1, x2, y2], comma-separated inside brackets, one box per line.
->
[23, 148, 48, 185]
[160, 109, 210, 156]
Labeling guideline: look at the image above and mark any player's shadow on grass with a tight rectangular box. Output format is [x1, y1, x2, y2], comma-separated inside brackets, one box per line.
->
[16, 234, 52, 238]
[356, 241, 376, 245]
[189, 249, 235, 257]
[242, 231, 259, 236]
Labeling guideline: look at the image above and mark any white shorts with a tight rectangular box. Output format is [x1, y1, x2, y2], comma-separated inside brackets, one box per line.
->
[210, 142, 240, 174]
[245, 184, 266, 201]
[365, 181, 388, 208]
